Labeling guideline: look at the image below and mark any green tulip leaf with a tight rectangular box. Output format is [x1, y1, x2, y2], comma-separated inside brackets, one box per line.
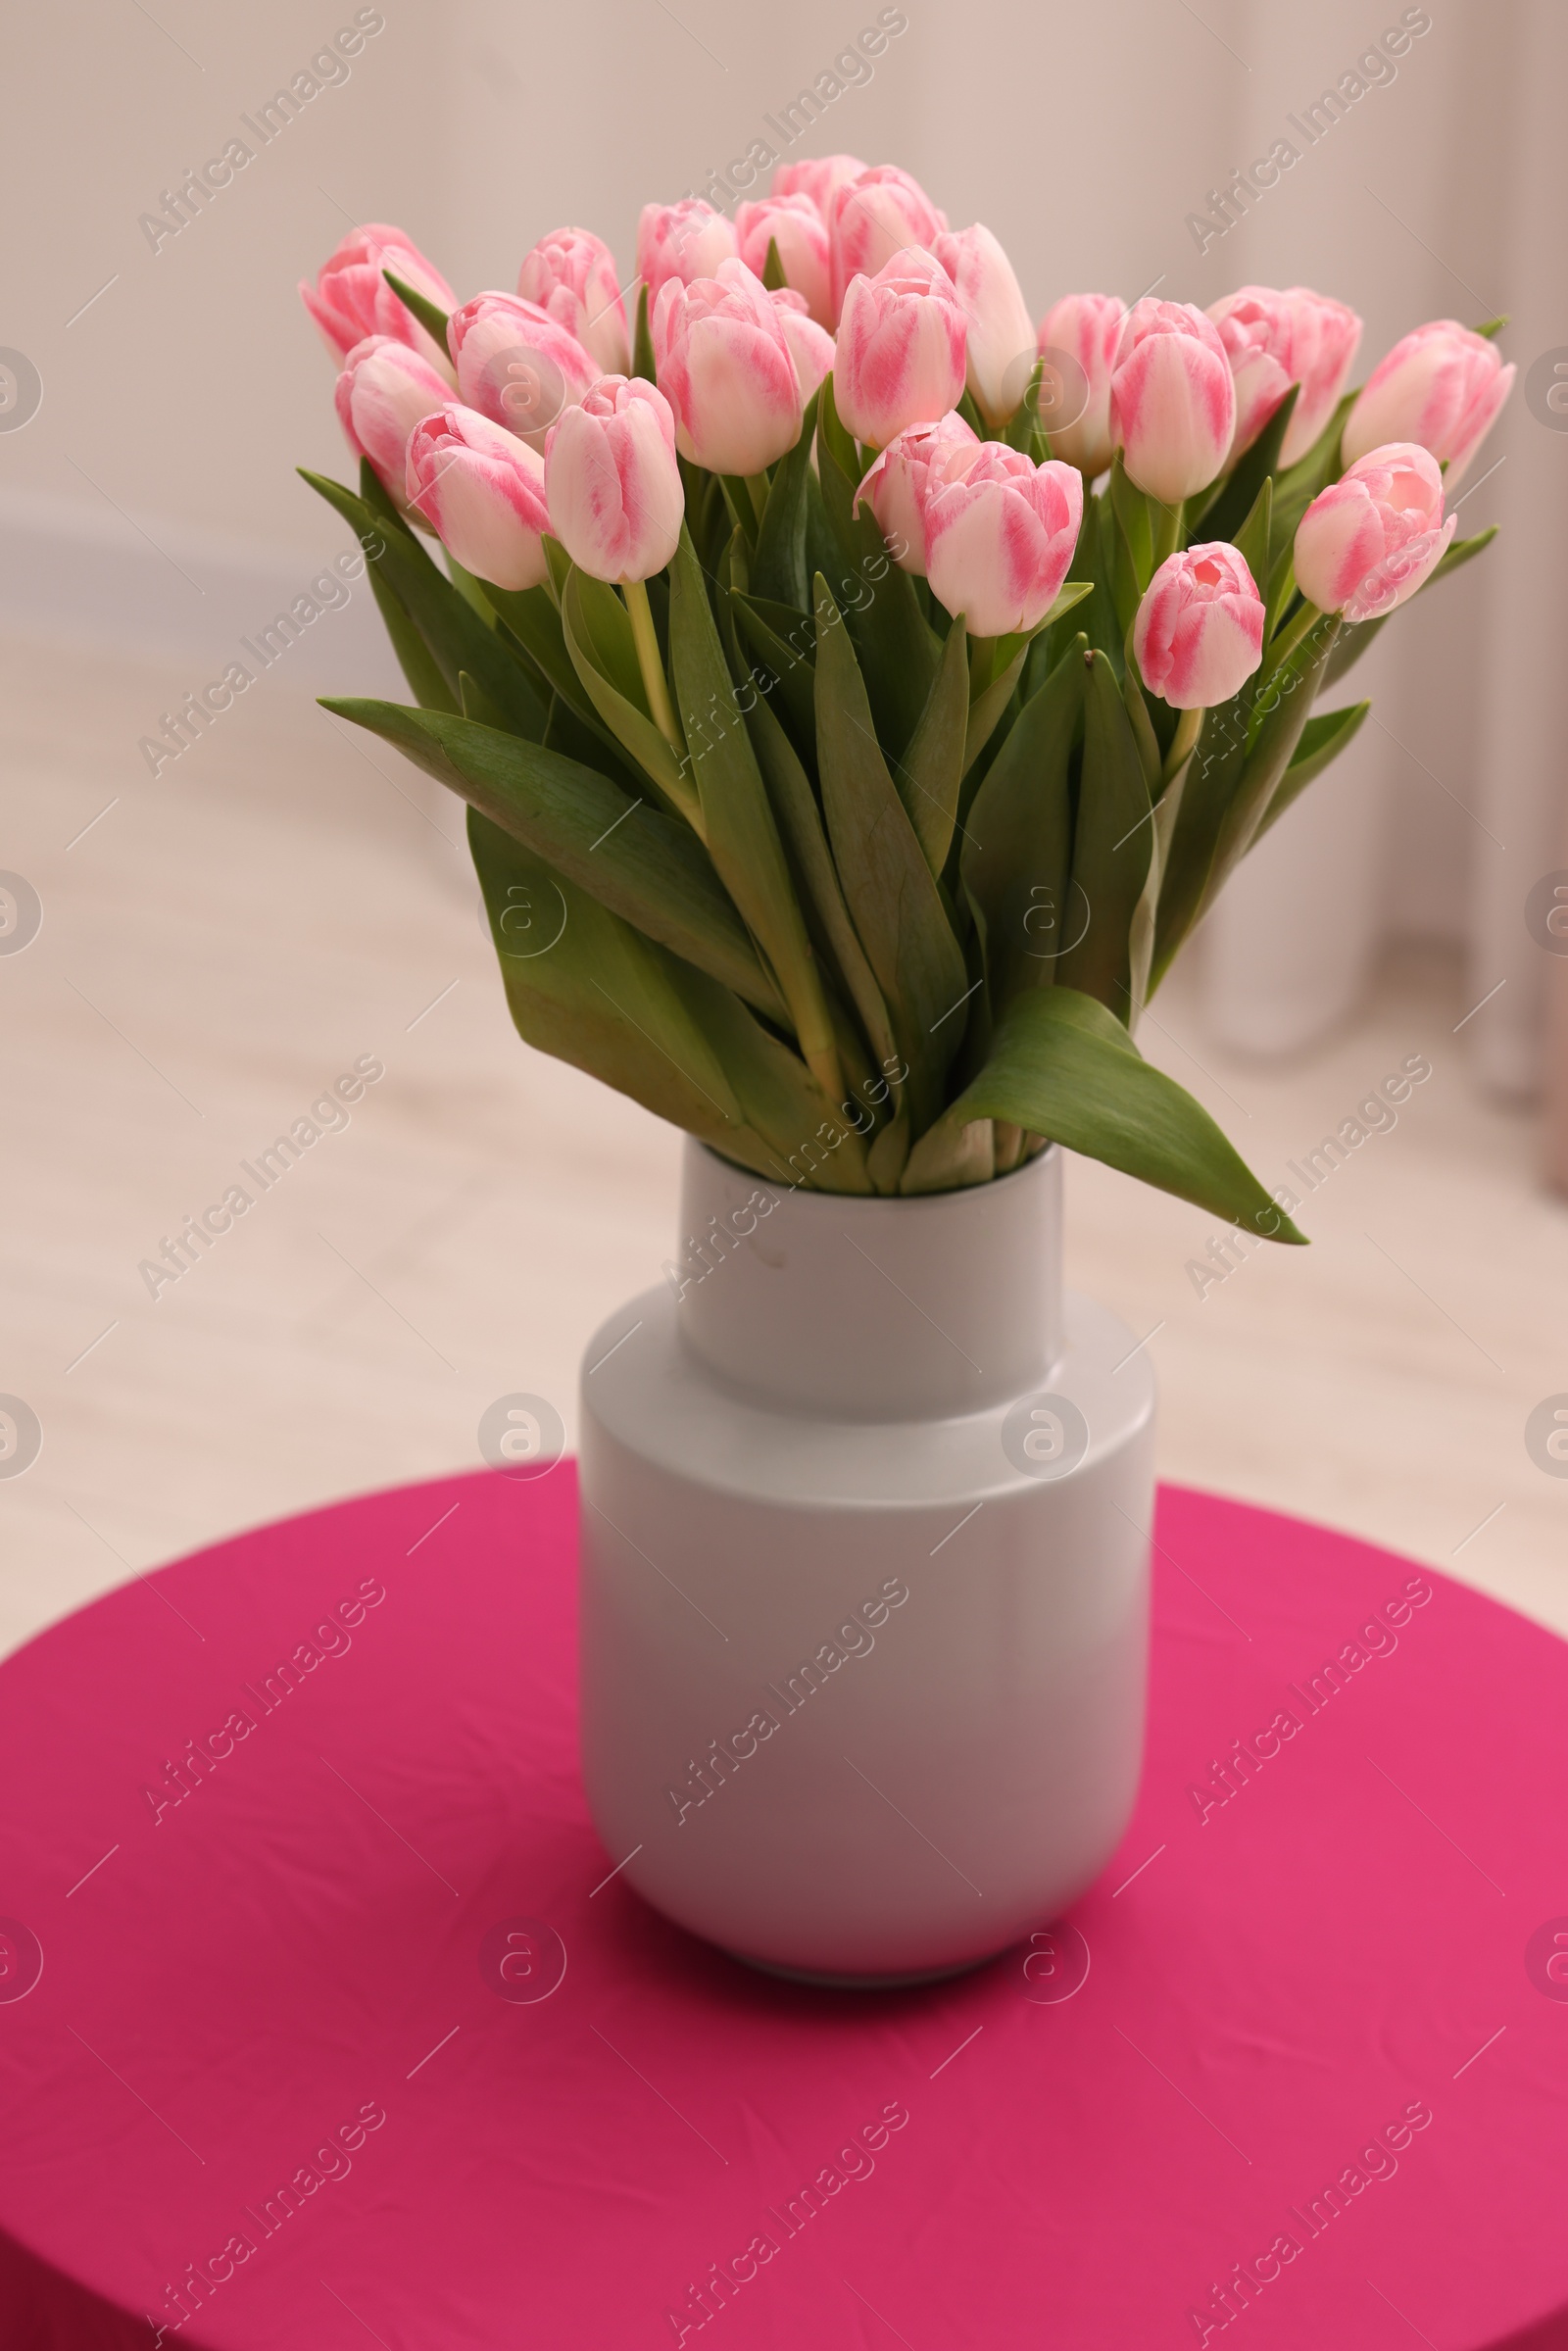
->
[300, 468, 548, 741]
[751, 391, 818, 612]
[813, 373, 939, 753]
[1057, 647, 1153, 1021]
[1197, 384, 1298, 545]
[669, 525, 853, 1119]
[470, 808, 746, 1141]
[632, 281, 657, 383]
[961, 634, 1085, 1018]
[745, 678, 898, 1077]
[1254, 699, 1371, 840]
[907, 984, 1306, 1241]
[363, 557, 460, 713]
[381, 269, 451, 353]
[812, 573, 969, 1130]
[325, 698, 782, 1019]
[555, 569, 700, 824]
[893, 614, 970, 875]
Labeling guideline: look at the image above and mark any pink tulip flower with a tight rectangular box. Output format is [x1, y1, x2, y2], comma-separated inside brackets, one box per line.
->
[543, 375, 685, 584]
[652, 259, 804, 475]
[1110, 299, 1236, 503]
[635, 201, 738, 306]
[516, 226, 631, 376]
[833, 247, 967, 450]
[1341, 318, 1515, 488]
[923, 443, 1084, 638]
[1207, 286, 1362, 466]
[1035, 293, 1125, 477]
[300, 222, 457, 376]
[770, 289, 836, 404]
[770, 154, 867, 223]
[932, 223, 1037, 427]
[854, 410, 981, 575]
[447, 292, 599, 453]
[734, 194, 834, 326]
[334, 334, 455, 495]
[829, 164, 949, 312]
[1133, 543, 1265, 709]
[405, 405, 552, 591]
[1293, 442, 1455, 623]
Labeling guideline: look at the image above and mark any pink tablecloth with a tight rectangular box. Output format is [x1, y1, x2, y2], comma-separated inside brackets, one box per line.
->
[1, 1470, 1565, 2350]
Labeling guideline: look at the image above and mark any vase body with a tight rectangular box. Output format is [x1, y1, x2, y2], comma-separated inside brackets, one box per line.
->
[576, 1139, 1155, 1984]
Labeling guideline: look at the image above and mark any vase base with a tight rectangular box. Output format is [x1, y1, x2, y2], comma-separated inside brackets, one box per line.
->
[730, 1946, 1008, 1991]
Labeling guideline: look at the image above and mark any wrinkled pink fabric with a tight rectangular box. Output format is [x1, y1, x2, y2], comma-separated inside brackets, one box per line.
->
[0, 1475, 1564, 2350]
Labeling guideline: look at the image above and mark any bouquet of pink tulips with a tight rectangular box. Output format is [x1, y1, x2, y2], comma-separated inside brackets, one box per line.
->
[300, 160, 1510, 1232]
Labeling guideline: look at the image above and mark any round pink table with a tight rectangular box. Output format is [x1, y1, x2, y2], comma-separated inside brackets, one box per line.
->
[2, 1471, 1565, 2351]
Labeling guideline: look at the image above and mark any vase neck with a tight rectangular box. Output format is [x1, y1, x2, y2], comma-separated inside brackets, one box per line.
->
[672, 1141, 1063, 1421]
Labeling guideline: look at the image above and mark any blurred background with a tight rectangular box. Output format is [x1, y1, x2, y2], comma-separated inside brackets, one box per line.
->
[3, 0, 1565, 1656]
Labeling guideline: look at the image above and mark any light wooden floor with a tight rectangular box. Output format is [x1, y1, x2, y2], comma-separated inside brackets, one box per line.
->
[3, 637, 1564, 1662]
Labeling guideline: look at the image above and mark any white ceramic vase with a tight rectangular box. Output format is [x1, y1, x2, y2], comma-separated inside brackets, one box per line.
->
[577, 1138, 1156, 1985]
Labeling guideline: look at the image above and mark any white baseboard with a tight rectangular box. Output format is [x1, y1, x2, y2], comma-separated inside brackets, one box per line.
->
[0, 486, 404, 698]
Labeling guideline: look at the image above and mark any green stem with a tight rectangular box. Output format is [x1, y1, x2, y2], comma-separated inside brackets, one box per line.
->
[1151, 497, 1184, 570]
[968, 634, 994, 701]
[745, 470, 771, 526]
[1271, 596, 1330, 670]
[1160, 705, 1203, 790]
[621, 577, 683, 756]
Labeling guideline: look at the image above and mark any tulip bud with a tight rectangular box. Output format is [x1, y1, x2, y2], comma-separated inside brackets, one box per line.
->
[829, 164, 949, 313]
[1293, 442, 1455, 624]
[334, 334, 454, 495]
[1110, 299, 1236, 503]
[855, 411, 980, 575]
[544, 375, 685, 584]
[635, 201, 738, 307]
[405, 405, 551, 591]
[447, 292, 599, 453]
[1206, 285, 1362, 466]
[923, 443, 1084, 638]
[933, 224, 1037, 426]
[1341, 318, 1515, 488]
[1133, 543, 1265, 709]
[770, 154, 867, 221]
[652, 259, 804, 475]
[516, 225, 631, 375]
[300, 221, 457, 377]
[734, 194, 833, 326]
[769, 289, 836, 405]
[1035, 293, 1125, 478]
[833, 247, 967, 449]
